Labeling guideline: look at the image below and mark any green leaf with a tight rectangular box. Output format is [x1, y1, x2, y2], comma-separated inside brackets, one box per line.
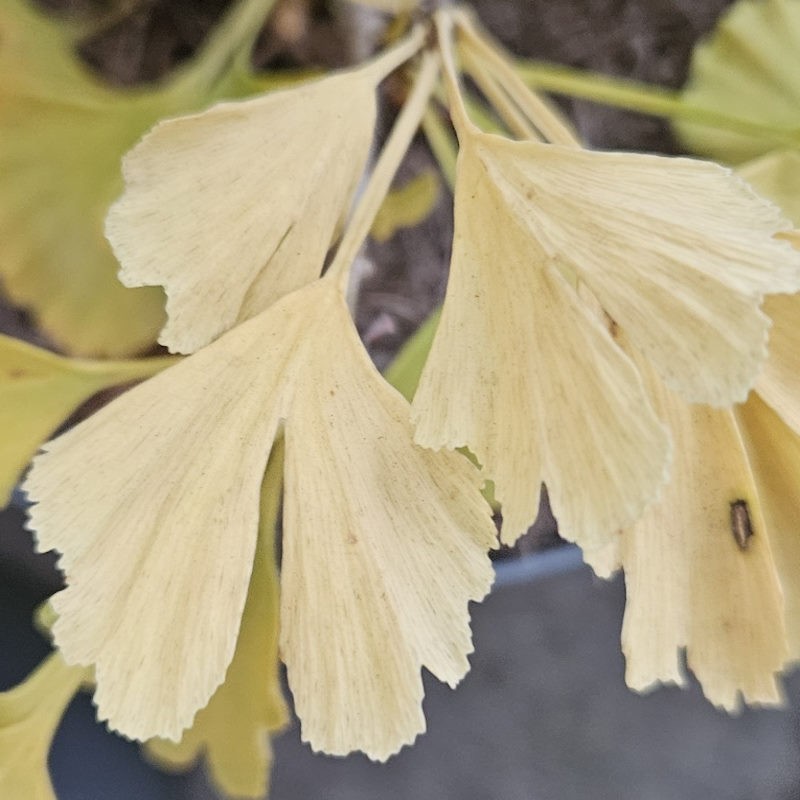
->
[675, 0, 800, 164]
[371, 169, 441, 243]
[383, 309, 440, 401]
[0, 334, 174, 506]
[0, 0, 284, 357]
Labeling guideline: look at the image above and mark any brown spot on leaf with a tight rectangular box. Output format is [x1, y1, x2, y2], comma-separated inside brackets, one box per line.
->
[730, 499, 753, 550]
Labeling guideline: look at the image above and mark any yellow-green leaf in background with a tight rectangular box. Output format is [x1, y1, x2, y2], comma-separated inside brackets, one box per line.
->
[34, 602, 58, 639]
[371, 169, 441, 243]
[350, 0, 419, 14]
[0, 652, 90, 800]
[383, 308, 440, 401]
[0, 334, 174, 507]
[738, 150, 800, 225]
[0, 0, 284, 357]
[675, 0, 800, 165]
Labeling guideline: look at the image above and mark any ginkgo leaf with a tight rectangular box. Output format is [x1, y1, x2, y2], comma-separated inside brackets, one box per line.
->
[413, 125, 800, 545]
[413, 144, 671, 547]
[0, 653, 89, 800]
[145, 444, 288, 799]
[675, 0, 800, 164]
[280, 284, 495, 761]
[0, 0, 283, 356]
[756, 292, 800, 436]
[412, 134, 673, 548]
[371, 170, 441, 243]
[735, 152, 800, 436]
[736, 393, 800, 660]
[25, 307, 293, 742]
[0, 333, 173, 507]
[488, 135, 798, 404]
[106, 31, 425, 354]
[619, 360, 788, 710]
[26, 277, 496, 759]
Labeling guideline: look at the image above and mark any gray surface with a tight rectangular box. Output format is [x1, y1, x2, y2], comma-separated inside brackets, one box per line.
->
[5, 507, 800, 799]
[263, 563, 800, 800]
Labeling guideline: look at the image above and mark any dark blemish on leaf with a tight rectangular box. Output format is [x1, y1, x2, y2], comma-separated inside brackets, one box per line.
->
[602, 311, 619, 339]
[730, 499, 753, 550]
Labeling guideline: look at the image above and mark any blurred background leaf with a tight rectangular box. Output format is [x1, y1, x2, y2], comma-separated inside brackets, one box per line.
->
[675, 0, 800, 164]
[0, 0, 284, 357]
[371, 169, 441, 244]
[738, 149, 800, 223]
[0, 334, 174, 507]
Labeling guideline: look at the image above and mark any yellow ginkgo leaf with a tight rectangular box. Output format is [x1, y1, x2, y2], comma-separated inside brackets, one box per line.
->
[412, 134, 674, 549]
[280, 285, 495, 761]
[756, 292, 800, 436]
[736, 393, 800, 661]
[615, 358, 788, 710]
[736, 152, 800, 436]
[0, 0, 282, 357]
[675, 0, 800, 164]
[0, 333, 173, 507]
[498, 136, 796, 402]
[412, 127, 800, 545]
[106, 28, 425, 354]
[371, 169, 441, 243]
[737, 393, 800, 660]
[145, 444, 288, 799]
[25, 276, 496, 759]
[0, 652, 90, 800]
